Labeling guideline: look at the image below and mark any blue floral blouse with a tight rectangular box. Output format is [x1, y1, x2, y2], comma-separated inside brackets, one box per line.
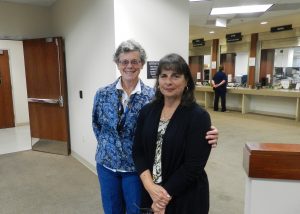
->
[92, 79, 154, 171]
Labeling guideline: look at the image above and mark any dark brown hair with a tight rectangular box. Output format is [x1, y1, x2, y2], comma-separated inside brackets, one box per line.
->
[153, 53, 195, 106]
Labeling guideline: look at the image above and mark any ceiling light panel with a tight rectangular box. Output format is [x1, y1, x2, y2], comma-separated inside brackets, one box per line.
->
[216, 18, 227, 27]
[210, 4, 273, 15]
[189, 0, 211, 2]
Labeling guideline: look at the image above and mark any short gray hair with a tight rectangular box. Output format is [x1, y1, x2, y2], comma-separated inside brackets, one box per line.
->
[113, 39, 147, 65]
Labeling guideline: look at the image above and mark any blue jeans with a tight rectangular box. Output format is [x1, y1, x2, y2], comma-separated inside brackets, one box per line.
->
[96, 164, 142, 214]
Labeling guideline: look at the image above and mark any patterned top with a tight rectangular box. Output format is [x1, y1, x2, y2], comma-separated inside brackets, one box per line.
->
[92, 78, 154, 171]
[153, 119, 169, 184]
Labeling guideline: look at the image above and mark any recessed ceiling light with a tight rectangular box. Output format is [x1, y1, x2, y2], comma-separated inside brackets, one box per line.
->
[189, 0, 208, 2]
[260, 21, 268, 25]
[216, 18, 227, 27]
[209, 31, 215, 34]
[210, 4, 273, 15]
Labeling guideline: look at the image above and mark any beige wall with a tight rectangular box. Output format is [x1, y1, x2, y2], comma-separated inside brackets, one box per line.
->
[0, 2, 53, 39]
[0, 40, 28, 125]
[0, 2, 53, 125]
[114, 0, 189, 87]
[51, 0, 116, 166]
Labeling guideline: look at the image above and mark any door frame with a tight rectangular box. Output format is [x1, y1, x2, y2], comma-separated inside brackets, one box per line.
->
[23, 37, 71, 155]
[0, 49, 15, 129]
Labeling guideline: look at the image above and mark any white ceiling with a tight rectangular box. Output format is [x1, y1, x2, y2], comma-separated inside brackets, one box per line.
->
[2, 0, 300, 41]
[190, 0, 300, 41]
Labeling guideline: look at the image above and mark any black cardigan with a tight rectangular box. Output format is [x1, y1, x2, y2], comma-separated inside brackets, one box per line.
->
[133, 101, 212, 214]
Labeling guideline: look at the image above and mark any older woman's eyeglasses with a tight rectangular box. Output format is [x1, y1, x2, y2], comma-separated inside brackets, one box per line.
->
[118, 59, 141, 66]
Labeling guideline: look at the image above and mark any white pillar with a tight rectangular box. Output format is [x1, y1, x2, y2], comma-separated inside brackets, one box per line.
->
[114, 0, 189, 87]
[245, 178, 300, 214]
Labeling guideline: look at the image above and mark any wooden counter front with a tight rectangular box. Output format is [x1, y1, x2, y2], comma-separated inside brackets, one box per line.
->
[243, 143, 300, 180]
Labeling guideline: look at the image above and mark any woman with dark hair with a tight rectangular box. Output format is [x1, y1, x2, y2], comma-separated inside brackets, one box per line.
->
[133, 53, 212, 214]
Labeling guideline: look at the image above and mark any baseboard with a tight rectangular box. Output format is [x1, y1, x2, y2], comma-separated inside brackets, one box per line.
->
[15, 122, 30, 126]
[71, 150, 97, 175]
[250, 110, 295, 119]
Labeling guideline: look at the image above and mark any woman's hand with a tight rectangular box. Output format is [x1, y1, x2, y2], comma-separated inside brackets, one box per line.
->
[140, 170, 171, 211]
[146, 182, 171, 207]
[152, 203, 166, 214]
[206, 125, 218, 148]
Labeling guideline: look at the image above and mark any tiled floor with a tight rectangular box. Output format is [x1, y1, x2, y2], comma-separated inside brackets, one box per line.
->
[0, 125, 32, 155]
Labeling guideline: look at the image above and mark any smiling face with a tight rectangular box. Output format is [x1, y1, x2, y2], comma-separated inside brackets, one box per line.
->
[158, 69, 187, 101]
[117, 51, 143, 84]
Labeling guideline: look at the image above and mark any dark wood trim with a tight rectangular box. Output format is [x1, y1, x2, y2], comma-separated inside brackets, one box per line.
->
[0, 50, 15, 128]
[249, 33, 258, 57]
[248, 33, 258, 87]
[211, 39, 219, 78]
[220, 53, 235, 78]
[243, 143, 300, 180]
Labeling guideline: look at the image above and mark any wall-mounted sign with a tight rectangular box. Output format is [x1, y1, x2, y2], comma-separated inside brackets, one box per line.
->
[226, 32, 242, 43]
[249, 57, 256, 66]
[147, 61, 159, 79]
[192, 38, 205, 47]
[270, 24, 293, 33]
[211, 61, 216, 69]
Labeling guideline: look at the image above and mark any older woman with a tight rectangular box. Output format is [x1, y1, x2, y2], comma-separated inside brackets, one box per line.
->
[93, 41, 217, 214]
[133, 53, 212, 214]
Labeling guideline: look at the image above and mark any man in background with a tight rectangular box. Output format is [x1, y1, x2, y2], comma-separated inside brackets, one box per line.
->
[212, 65, 227, 112]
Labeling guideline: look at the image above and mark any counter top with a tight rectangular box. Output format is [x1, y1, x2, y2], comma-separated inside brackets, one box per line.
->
[195, 86, 300, 97]
[243, 143, 300, 180]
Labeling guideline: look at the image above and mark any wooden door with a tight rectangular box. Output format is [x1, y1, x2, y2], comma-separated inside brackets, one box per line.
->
[260, 49, 275, 82]
[220, 53, 236, 79]
[23, 37, 70, 155]
[189, 56, 204, 82]
[0, 50, 15, 129]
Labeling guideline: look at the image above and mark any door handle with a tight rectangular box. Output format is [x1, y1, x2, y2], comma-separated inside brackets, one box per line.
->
[28, 96, 64, 107]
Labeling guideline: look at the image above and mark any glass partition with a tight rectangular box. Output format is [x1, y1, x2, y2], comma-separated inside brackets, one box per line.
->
[220, 52, 248, 85]
[189, 54, 211, 84]
[273, 47, 300, 87]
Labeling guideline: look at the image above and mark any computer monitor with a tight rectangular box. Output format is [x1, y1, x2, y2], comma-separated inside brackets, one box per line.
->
[235, 76, 242, 84]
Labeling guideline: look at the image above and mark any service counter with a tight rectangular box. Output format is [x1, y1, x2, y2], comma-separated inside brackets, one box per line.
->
[243, 143, 300, 214]
[195, 86, 300, 121]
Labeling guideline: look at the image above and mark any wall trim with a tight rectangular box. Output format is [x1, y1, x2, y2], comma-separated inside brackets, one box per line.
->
[71, 150, 97, 175]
